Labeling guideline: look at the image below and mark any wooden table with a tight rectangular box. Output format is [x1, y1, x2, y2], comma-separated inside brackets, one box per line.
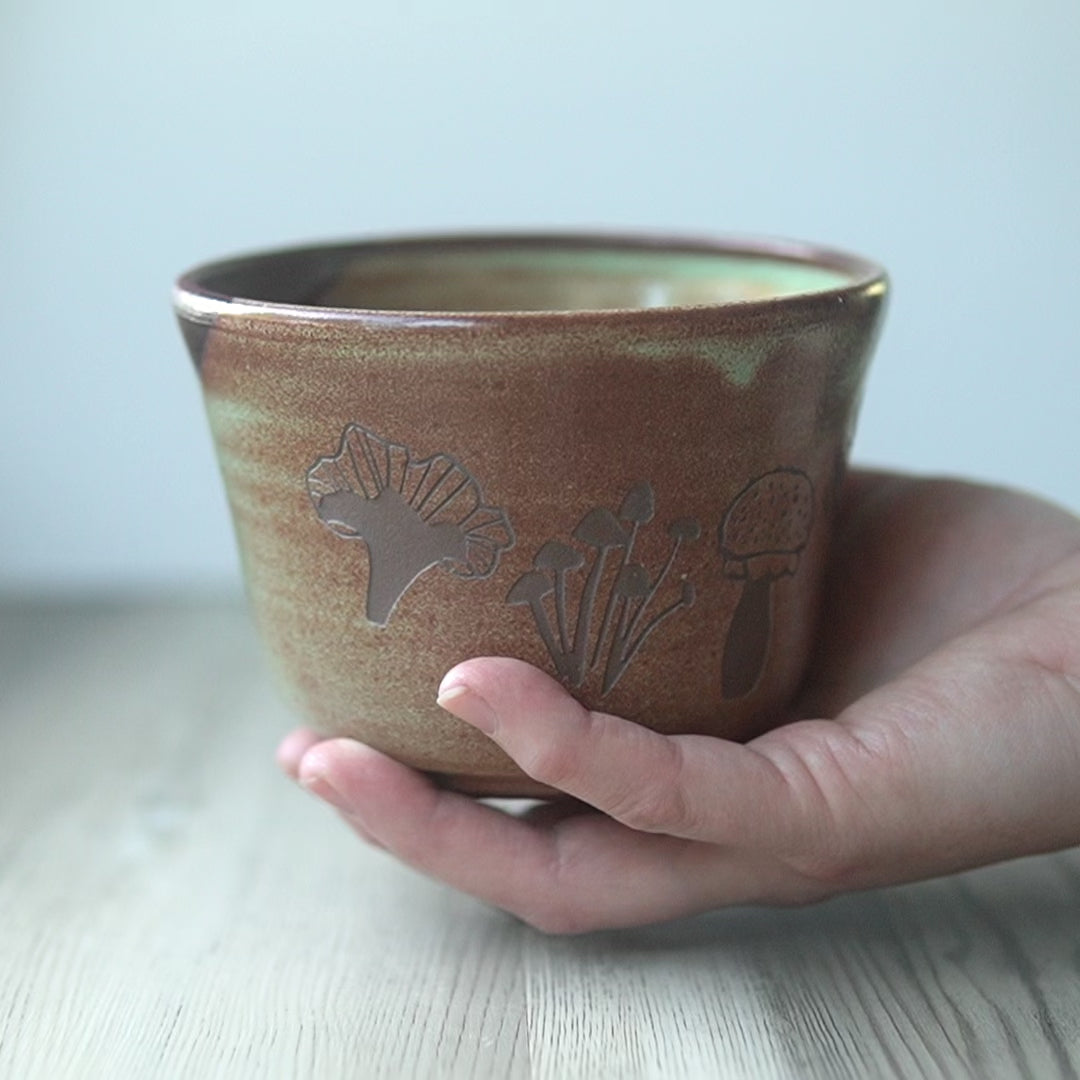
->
[2, 598, 1078, 1079]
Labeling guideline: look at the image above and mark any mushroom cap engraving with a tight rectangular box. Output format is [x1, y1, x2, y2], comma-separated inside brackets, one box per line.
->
[506, 569, 554, 606]
[668, 517, 702, 543]
[618, 483, 656, 525]
[308, 423, 515, 581]
[573, 507, 630, 550]
[534, 540, 586, 574]
[719, 468, 814, 578]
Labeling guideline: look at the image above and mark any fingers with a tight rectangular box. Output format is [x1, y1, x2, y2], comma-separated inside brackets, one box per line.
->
[292, 738, 753, 932]
[297, 738, 556, 900]
[283, 555, 1080, 930]
[282, 662, 866, 930]
[276, 728, 325, 780]
[436, 658, 796, 844]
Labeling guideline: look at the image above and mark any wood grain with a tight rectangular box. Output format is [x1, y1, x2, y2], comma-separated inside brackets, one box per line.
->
[1, 597, 1078, 1079]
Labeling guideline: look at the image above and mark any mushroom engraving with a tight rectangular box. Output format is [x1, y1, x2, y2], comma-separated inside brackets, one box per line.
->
[307, 423, 515, 626]
[719, 468, 814, 698]
[507, 482, 700, 695]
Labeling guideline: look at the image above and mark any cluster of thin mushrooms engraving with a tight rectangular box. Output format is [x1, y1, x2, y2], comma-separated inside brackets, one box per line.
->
[507, 483, 699, 695]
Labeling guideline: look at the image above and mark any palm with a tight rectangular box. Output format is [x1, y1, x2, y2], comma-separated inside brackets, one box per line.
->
[282, 471, 1080, 932]
[695, 472, 1075, 895]
[800, 470, 1080, 715]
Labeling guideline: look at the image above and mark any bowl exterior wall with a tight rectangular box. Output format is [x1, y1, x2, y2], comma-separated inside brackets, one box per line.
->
[179, 263, 885, 795]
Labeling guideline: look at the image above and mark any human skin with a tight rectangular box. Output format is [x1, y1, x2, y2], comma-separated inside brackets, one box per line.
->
[279, 470, 1080, 934]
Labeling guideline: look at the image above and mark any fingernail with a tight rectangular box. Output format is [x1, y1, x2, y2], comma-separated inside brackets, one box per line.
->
[436, 680, 498, 735]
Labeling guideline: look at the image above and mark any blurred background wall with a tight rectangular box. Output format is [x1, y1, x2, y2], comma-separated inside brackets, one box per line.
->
[2, 0, 1077, 593]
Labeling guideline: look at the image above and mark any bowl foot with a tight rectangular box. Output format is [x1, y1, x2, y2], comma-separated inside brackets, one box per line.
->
[429, 771, 560, 799]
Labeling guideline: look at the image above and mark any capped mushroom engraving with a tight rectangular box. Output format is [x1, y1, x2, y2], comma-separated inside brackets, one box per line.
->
[307, 424, 515, 627]
[719, 468, 814, 698]
[508, 482, 700, 695]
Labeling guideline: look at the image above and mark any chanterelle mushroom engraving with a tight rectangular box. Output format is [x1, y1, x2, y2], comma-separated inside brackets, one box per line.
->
[307, 424, 515, 627]
[718, 468, 814, 698]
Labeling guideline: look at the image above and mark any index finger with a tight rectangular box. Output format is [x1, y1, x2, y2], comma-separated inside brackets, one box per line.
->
[296, 738, 721, 933]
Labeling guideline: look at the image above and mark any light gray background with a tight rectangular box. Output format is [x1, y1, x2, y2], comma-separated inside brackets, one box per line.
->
[2, 1, 1077, 592]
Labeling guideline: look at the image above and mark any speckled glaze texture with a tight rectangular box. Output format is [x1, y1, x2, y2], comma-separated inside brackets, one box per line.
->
[175, 234, 887, 796]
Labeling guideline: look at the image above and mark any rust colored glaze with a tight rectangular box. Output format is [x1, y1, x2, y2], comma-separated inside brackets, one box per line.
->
[175, 233, 888, 796]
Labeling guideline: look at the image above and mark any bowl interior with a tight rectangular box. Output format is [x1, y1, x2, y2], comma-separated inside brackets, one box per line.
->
[186, 237, 860, 314]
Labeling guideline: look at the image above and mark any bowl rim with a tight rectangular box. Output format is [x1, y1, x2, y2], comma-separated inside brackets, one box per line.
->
[173, 229, 888, 327]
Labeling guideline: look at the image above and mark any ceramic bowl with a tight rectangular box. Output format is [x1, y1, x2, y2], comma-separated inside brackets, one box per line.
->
[174, 232, 887, 796]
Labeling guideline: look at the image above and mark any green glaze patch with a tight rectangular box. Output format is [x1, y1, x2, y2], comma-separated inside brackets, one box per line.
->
[625, 335, 774, 387]
[204, 395, 272, 442]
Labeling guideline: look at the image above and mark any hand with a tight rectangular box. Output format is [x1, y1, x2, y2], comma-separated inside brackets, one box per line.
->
[278, 470, 1080, 933]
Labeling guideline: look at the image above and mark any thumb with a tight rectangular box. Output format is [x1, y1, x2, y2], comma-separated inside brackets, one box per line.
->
[436, 657, 826, 850]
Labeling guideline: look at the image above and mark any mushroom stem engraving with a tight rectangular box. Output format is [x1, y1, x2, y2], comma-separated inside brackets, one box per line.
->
[569, 508, 630, 683]
[623, 517, 701, 646]
[718, 469, 814, 698]
[316, 489, 468, 627]
[533, 541, 586, 659]
[506, 571, 569, 679]
[508, 483, 700, 696]
[720, 575, 773, 699]
[589, 484, 652, 671]
[606, 580, 697, 695]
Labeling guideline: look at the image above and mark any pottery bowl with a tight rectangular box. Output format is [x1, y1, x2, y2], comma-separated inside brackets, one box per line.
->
[174, 233, 887, 796]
